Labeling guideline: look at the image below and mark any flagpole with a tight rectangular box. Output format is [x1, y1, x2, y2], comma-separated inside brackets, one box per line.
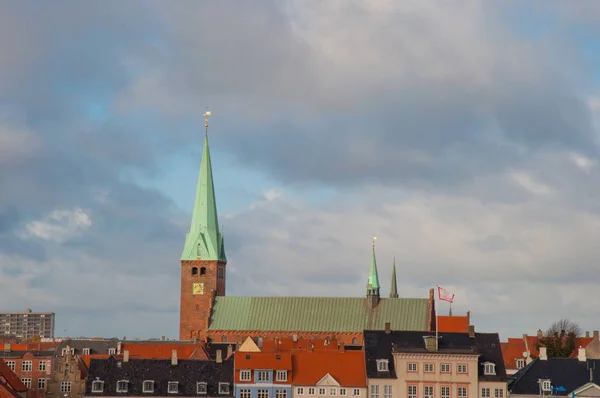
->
[435, 286, 439, 351]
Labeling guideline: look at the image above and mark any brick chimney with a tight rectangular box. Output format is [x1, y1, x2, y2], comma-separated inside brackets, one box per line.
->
[537, 329, 543, 339]
[385, 322, 391, 334]
[468, 325, 475, 338]
[123, 350, 129, 363]
[171, 349, 178, 366]
[594, 330, 599, 340]
[227, 344, 233, 358]
[578, 347, 586, 362]
[539, 346, 547, 360]
[216, 349, 222, 363]
[586, 331, 590, 338]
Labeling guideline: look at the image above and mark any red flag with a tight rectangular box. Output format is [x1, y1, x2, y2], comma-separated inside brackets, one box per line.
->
[437, 286, 455, 303]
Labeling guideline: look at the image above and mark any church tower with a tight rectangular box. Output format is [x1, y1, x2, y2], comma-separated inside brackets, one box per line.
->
[179, 111, 227, 340]
[366, 239, 381, 308]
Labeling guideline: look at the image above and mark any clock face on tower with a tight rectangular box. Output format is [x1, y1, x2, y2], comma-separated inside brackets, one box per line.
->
[192, 282, 204, 295]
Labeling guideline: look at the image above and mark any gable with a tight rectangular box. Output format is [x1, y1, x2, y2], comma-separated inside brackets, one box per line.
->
[238, 337, 261, 353]
[574, 383, 600, 397]
[316, 373, 340, 386]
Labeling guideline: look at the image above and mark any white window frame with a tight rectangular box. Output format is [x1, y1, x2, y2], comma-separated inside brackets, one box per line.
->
[219, 383, 229, 394]
[407, 362, 417, 372]
[376, 359, 389, 372]
[297, 388, 305, 395]
[481, 388, 490, 398]
[319, 388, 326, 396]
[108, 348, 116, 355]
[353, 389, 361, 396]
[458, 386, 467, 398]
[424, 386, 434, 398]
[308, 388, 315, 395]
[38, 378, 47, 390]
[240, 370, 252, 381]
[370, 385, 379, 398]
[276, 370, 287, 382]
[257, 370, 270, 382]
[240, 389, 252, 398]
[424, 363, 434, 372]
[484, 363, 496, 375]
[494, 389, 504, 398]
[92, 380, 104, 393]
[5, 360, 15, 371]
[83, 348, 91, 355]
[143, 380, 155, 393]
[22, 360, 32, 372]
[457, 364, 467, 374]
[407, 385, 417, 398]
[516, 358, 525, 369]
[197, 382, 207, 395]
[258, 389, 270, 398]
[441, 363, 451, 373]
[276, 390, 287, 398]
[61, 381, 72, 393]
[441, 386, 450, 398]
[339, 388, 347, 396]
[330, 388, 337, 396]
[38, 360, 47, 371]
[116, 380, 129, 393]
[21, 378, 32, 389]
[62, 348, 68, 356]
[383, 385, 392, 398]
[168, 381, 179, 394]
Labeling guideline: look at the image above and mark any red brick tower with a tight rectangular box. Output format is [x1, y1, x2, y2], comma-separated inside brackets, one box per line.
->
[179, 112, 227, 340]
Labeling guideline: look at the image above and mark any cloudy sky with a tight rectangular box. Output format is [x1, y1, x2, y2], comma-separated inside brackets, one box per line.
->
[2, 0, 600, 341]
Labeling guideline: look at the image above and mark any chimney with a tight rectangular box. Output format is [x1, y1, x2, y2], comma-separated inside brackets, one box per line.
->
[216, 349, 222, 363]
[578, 347, 586, 362]
[586, 331, 590, 338]
[123, 336, 126, 341]
[123, 350, 129, 363]
[537, 329, 543, 339]
[468, 325, 475, 338]
[171, 349, 178, 366]
[539, 347, 547, 360]
[161, 336, 165, 341]
[3, 343, 11, 352]
[385, 322, 391, 334]
[467, 311, 471, 324]
[227, 344, 233, 358]
[292, 334, 298, 342]
[117, 341, 122, 355]
[594, 331, 599, 340]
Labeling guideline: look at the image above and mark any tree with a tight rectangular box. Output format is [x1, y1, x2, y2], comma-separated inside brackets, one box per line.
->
[536, 319, 582, 358]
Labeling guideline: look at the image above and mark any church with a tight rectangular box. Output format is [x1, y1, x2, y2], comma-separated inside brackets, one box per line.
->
[179, 117, 436, 344]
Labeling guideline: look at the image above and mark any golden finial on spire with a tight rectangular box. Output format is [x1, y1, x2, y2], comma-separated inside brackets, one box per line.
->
[372, 235, 377, 247]
[204, 107, 211, 136]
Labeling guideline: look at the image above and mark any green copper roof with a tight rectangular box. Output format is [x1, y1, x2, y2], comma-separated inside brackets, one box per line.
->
[207, 296, 429, 332]
[390, 258, 398, 298]
[367, 245, 380, 292]
[181, 134, 227, 262]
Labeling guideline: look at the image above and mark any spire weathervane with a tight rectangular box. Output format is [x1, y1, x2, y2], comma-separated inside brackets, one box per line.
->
[204, 108, 211, 137]
[372, 235, 377, 247]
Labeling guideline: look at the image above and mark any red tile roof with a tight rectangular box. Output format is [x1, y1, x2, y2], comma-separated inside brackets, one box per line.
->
[121, 343, 208, 360]
[437, 315, 469, 333]
[235, 351, 292, 370]
[260, 338, 344, 352]
[292, 350, 366, 387]
[0, 359, 27, 393]
[501, 338, 527, 369]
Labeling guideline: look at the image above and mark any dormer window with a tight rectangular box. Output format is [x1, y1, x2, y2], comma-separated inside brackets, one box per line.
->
[117, 380, 129, 393]
[219, 383, 230, 394]
[541, 380, 551, 392]
[484, 362, 496, 375]
[516, 358, 525, 369]
[109, 348, 116, 355]
[143, 381, 155, 393]
[83, 348, 91, 355]
[197, 382, 207, 395]
[92, 381, 104, 393]
[276, 370, 287, 382]
[168, 381, 179, 394]
[376, 359, 389, 372]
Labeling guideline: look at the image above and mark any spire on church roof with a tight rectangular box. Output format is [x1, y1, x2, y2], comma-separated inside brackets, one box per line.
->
[181, 111, 227, 262]
[390, 254, 398, 298]
[367, 237, 380, 295]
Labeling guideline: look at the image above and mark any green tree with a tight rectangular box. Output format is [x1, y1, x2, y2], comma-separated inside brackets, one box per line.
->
[536, 319, 582, 358]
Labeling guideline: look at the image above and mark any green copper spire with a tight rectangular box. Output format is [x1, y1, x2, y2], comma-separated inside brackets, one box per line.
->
[367, 239, 380, 295]
[181, 114, 227, 262]
[390, 255, 398, 298]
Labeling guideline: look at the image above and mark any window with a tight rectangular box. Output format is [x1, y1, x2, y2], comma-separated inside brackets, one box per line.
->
[62, 348, 68, 356]
[376, 359, 389, 372]
[441, 386, 450, 398]
[143, 381, 155, 393]
[353, 389, 361, 397]
[458, 387, 467, 398]
[219, 383, 229, 394]
[481, 388, 490, 398]
[370, 385, 379, 398]
[108, 348, 116, 355]
[6, 361, 15, 371]
[407, 385, 417, 398]
[441, 364, 451, 373]
[330, 389, 337, 396]
[168, 382, 179, 394]
[424, 386, 434, 398]
[276, 370, 287, 382]
[83, 348, 91, 355]
[240, 370, 251, 381]
[38, 360, 47, 371]
[240, 389, 251, 398]
[22, 361, 32, 372]
[494, 389, 504, 398]
[297, 388, 305, 395]
[276, 390, 287, 398]
[92, 381, 104, 393]
[308, 388, 315, 395]
[21, 379, 31, 389]
[200, 267, 206, 275]
[319, 388, 326, 396]
[258, 389, 270, 398]
[424, 363, 434, 372]
[192, 267, 198, 276]
[117, 380, 129, 393]
[383, 386, 392, 398]
[484, 363, 496, 375]
[340, 389, 347, 396]
[457, 364, 467, 374]
[61, 381, 72, 393]
[257, 371, 270, 382]
[38, 378, 47, 389]
[515, 358, 524, 369]
[197, 382, 207, 394]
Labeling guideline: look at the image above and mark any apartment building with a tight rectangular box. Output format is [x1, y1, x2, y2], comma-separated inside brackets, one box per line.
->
[1, 310, 55, 339]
